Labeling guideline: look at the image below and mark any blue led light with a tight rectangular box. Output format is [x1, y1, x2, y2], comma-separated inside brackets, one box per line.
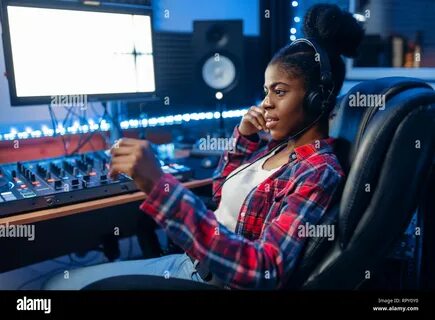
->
[30, 130, 42, 138]
[17, 132, 29, 139]
[0, 108, 249, 141]
[56, 126, 66, 135]
[292, 1, 298, 7]
[290, 28, 297, 34]
[42, 125, 54, 137]
[157, 116, 166, 125]
[81, 124, 90, 133]
[165, 115, 174, 123]
[290, 35, 296, 41]
[238, 109, 248, 117]
[129, 119, 139, 128]
[182, 114, 191, 122]
[100, 120, 111, 131]
[90, 123, 99, 131]
[148, 118, 158, 126]
[294, 16, 300, 23]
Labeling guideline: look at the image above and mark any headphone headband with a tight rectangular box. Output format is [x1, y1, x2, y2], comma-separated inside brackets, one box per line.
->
[290, 38, 335, 112]
[291, 38, 332, 86]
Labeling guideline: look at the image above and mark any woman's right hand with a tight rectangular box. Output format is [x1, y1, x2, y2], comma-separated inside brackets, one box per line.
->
[239, 105, 268, 136]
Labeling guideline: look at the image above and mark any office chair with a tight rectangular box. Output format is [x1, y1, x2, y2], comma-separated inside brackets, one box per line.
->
[287, 77, 435, 290]
[83, 77, 435, 290]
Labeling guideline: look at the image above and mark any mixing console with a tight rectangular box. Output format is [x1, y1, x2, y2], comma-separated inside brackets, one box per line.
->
[0, 151, 192, 217]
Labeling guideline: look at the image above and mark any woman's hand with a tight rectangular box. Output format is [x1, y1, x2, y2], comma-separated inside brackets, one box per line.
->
[238, 105, 268, 136]
[108, 138, 163, 194]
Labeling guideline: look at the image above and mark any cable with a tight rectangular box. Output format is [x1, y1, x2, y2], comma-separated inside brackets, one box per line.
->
[68, 101, 125, 155]
[61, 106, 76, 154]
[48, 104, 69, 155]
[102, 101, 124, 139]
[73, 109, 86, 155]
[67, 103, 108, 156]
[68, 128, 98, 155]
[90, 103, 112, 149]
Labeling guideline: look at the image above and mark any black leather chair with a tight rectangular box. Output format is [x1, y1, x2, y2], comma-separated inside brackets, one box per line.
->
[288, 77, 435, 290]
[83, 77, 435, 290]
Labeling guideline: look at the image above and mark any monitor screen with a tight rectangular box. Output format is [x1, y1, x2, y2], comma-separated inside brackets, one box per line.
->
[2, 3, 156, 105]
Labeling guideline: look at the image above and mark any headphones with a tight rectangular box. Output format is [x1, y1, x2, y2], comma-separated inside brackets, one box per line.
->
[211, 38, 336, 199]
[291, 38, 335, 117]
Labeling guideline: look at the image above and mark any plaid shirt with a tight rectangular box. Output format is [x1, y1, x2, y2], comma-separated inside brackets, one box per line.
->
[140, 126, 344, 289]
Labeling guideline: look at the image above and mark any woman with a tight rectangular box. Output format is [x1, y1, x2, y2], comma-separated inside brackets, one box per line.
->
[45, 4, 364, 290]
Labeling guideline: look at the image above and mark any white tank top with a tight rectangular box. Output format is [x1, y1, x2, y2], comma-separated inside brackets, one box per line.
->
[214, 150, 283, 232]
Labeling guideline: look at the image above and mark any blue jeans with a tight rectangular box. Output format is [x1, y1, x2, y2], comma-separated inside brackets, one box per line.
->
[44, 253, 204, 290]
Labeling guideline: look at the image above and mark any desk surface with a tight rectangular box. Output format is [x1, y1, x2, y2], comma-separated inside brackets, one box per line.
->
[0, 178, 212, 226]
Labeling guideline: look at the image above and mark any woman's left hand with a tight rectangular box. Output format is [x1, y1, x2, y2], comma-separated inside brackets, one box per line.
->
[108, 138, 163, 194]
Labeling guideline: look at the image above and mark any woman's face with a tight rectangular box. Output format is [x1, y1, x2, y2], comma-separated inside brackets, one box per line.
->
[263, 63, 307, 141]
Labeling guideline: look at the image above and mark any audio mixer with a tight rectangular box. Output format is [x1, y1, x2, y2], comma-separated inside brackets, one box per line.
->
[0, 151, 193, 218]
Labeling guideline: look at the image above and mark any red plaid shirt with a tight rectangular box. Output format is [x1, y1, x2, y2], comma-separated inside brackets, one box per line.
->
[140, 126, 344, 289]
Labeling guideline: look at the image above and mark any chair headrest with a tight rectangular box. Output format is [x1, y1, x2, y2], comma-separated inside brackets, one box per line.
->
[329, 77, 431, 174]
[338, 83, 435, 248]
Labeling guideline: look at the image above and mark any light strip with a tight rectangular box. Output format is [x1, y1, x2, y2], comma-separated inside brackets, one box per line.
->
[0, 109, 248, 141]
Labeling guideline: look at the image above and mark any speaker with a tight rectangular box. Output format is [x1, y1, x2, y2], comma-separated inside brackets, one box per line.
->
[192, 20, 245, 106]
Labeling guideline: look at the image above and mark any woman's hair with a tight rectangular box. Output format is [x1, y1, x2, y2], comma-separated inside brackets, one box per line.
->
[269, 4, 365, 112]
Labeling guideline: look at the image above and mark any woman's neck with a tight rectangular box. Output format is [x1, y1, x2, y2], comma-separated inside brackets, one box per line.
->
[287, 124, 329, 150]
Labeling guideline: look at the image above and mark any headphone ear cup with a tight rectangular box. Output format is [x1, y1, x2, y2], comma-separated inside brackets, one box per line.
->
[304, 90, 323, 116]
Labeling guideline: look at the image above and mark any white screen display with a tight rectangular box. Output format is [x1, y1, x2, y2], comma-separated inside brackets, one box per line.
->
[7, 5, 156, 97]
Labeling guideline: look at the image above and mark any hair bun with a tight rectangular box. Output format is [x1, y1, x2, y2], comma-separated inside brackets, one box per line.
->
[302, 4, 365, 58]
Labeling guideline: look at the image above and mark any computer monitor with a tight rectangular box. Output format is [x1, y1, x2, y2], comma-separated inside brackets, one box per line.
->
[1, 1, 156, 106]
